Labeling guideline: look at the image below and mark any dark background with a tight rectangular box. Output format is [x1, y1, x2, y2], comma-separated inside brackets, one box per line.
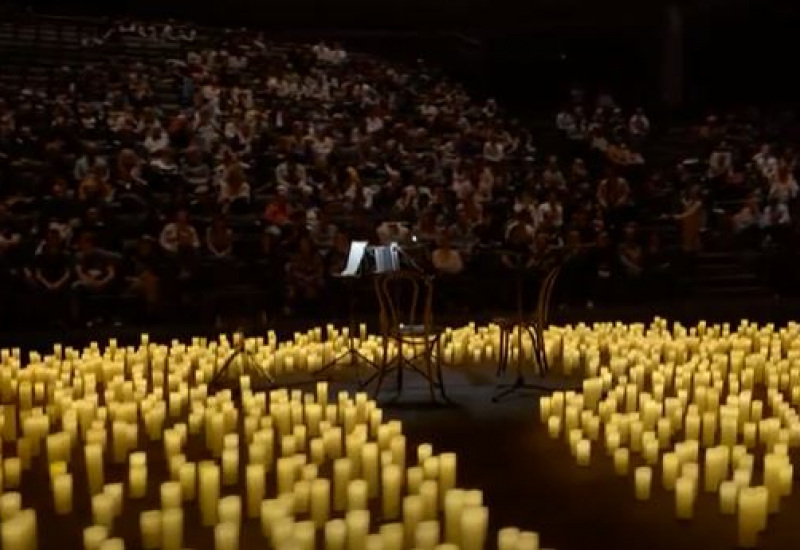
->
[2, 0, 798, 113]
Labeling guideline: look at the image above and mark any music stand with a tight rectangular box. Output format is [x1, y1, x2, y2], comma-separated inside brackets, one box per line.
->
[313, 241, 381, 379]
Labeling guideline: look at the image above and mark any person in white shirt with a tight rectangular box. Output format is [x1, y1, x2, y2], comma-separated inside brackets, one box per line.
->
[143, 126, 170, 154]
[159, 210, 200, 253]
[275, 158, 310, 194]
[753, 144, 777, 179]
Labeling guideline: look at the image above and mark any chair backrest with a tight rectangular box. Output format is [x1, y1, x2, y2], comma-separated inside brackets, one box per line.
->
[374, 270, 434, 336]
[536, 267, 560, 328]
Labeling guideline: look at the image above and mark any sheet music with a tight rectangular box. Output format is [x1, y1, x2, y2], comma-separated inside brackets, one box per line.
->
[340, 241, 368, 276]
[372, 245, 396, 273]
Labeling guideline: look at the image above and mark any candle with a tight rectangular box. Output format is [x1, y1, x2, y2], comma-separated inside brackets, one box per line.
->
[443, 490, 465, 545]
[104, 483, 123, 517]
[85, 444, 104, 495]
[324, 519, 347, 550]
[0, 510, 33, 550]
[161, 508, 183, 550]
[362, 443, 379, 498]
[704, 447, 726, 493]
[53, 473, 73, 514]
[738, 486, 768, 548]
[129, 464, 147, 499]
[214, 522, 239, 550]
[459, 506, 488, 550]
[719, 481, 738, 515]
[328, 457, 351, 512]
[408, 466, 424, 495]
[613, 449, 629, 476]
[382, 464, 402, 520]
[83, 526, 108, 550]
[160, 481, 182, 510]
[310, 478, 331, 527]
[179, 463, 196, 501]
[218, 495, 242, 532]
[547, 417, 561, 439]
[634, 467, 652, 500]
[199, 461, 220, 526]
[403, 495, 424, 544]
[294, 480, 311, 514]
[675, 477, 696, 519]
[99, 538, 124, 550]
[643, 439, 659, 465]
[347, 479, 368, 510]
[294, 521, 316, 550]
[575, 440, 591, 467]
[310, 438, 326, 464]
[516, 532, 540, 550]
[346, 510, 370, 550]
[379, 523, 404, 550]
[222, 448, 239, 486]
[497, 527, 520, 550]
[439, 453, 457, 500]
[246, 464, 266, 518]
[415, 520, 440, 550]
[662, 453, 679, 490]
[140, 511, 162, 550]
[420, 480, 439, 519]
[390, 435, 406, 471]
[92, 493, 114, 528]
[418, 444, 433, 464]
[277, 457, 296, 495]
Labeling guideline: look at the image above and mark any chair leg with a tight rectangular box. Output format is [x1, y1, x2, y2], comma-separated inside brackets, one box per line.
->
[424, 340, 436, 402]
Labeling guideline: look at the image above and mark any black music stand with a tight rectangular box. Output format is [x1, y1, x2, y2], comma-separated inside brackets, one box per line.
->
[313, 241, 381, 380]
[492, 252, 558, 402]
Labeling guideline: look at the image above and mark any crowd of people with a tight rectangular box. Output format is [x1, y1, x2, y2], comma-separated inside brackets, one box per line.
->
[0, 16, 798, 329]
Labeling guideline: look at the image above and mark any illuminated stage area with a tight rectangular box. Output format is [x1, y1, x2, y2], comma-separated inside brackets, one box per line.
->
[1, 319, 799, 550]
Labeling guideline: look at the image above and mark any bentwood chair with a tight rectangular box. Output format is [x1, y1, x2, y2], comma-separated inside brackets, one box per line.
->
[367, 270, 447, 402]
[495, 266, 560, 380]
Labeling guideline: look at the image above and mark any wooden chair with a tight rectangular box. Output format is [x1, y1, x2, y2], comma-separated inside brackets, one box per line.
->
[368, 270, 447, 402]
[495, 267, 559, 382]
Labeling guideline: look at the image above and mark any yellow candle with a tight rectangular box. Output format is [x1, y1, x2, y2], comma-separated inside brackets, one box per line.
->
[85, 444, 104, 495]
[214, 522, 239, 550]
[347, 479, 368, 511]
[675, 477, 696, 519]
[547, 417, 561, 439]
[662, 453, 679, 490]
[324, 519, 347, 550]
[246, 464, 266, 518]
[346, 510, 370, 550]
[91, 493, 114, 527]
[613, 448, 629, 476]
[129, 465, 147, 499]
[53, 473, 73, 514]
[415, 520, 440, 550]
[362, 443, 379, 498]
[634, 467, 652, 500]
[738, 487, 768, 548]
[139, 511, 162, 550]
[161, 508, 183, 550]
[179, 463, 197, 502]
[420, 480, 439, 519]
[379, 523, 404, 550]
[719, 481, 738, 515]
[403, 495, 424, 544]
[575, 440, 591, 467]
[198, 461, 220, 526]
[160, 481, 182, 510]
[83, 526, 109, 550]
[310, 478, 331, 527]
[382, 465, 402, 520]
[459, 506, 488, 550]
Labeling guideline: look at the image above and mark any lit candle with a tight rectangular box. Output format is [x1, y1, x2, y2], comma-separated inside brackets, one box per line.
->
[403, 495, 424, 544]
[129, 464, 147, 499]
[662, 453, 679, 490]
[246, 464, 266, 518]
[634, 466, 652, 500]
[382, 464, 402, 520]
[324, 519, 346, 550]
[294, 480, 311, 514]
[214, 522, 239, 550]
[738, 486, 768, 548]
[85, 444, 104, 495]
[222, 448, 239, 486]
[444, 490, 465, 545]
[92, 493, 114, 528]
[439, 453, 457, 500]
[83, 526, 109, 550]
[310, 478, 331, 527]
[160, 481, 182, 510]
[420, 480, 439, 519]
[346, 510, 370, 550]
[199, 461, 220, 526]
[379, 523, 404, 550]
[408, 466, 424, 494]
[347, 479, 368, 511]
[459, 506, 488, 550]
[415, 520, 440, 550]
[497, 527, 520, 550]
[575, 440, 591, 467]
[614, 449, 629, 476]
[719, 481, 738, 515]
[161, 508, 183, 550]
[139, 510, 162, 550]
[179, 462, 196, 502]
[675, 477, 696, 519]
[547, 417, 561, 439]
[362, 443, 379, 498]
[52, 473, 73, 514]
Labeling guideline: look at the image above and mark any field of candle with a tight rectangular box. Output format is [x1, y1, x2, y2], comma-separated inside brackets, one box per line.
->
[0, 331, 552, 550]
[538, 318, 800, 549]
